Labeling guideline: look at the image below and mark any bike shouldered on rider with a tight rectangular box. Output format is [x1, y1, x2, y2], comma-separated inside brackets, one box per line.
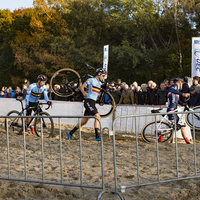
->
[67, 68, 107, 141]
[24, 75, 52, 134]
[159, 77, 192, 144]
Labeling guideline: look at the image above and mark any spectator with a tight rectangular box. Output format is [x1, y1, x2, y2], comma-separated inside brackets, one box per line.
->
[22, 84, 28, 99]
[192, 76, 200, 93]
[138, 84, 149, 105]
[108, 83, 121, 104]
[187, 85, 200, 108]
[8, 89, 16, 98]
[23, 78, 30, 87]
[15, 88, 23, 99]
[147, 80, 153, 90]
[116, 78, 122, 86]
[118, 84, 134, 104]
[0, 91, 6, 98]
[148, 82, 158, 105]
[156, 82, 168, 105]
[134, 86, 141, 105]
[180, 76, 190, 103]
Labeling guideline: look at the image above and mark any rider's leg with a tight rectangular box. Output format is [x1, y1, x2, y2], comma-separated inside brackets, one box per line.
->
[69, 117, 89, 136]
[94, 113, 101, 139]
[181, 125, 192, 144]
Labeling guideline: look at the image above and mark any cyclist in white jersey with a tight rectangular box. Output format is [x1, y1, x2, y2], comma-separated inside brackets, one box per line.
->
[67, 68, 107, 141]
[25, 74, 52, 134]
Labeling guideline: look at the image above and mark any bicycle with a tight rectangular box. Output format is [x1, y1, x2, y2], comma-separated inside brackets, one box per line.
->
[141, 104, 200, 143]
[50, 63, 116, 118]
[5, 98, 54, 138]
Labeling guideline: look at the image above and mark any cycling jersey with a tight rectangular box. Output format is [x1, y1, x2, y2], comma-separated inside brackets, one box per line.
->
[167, 83, 183, 111]
[25, 83, 49, 106]
[167, 83, 183, 122]
[85, 77, 102, 101]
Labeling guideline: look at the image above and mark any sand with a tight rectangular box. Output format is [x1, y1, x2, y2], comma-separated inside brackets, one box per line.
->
[1, 119, 200, 200]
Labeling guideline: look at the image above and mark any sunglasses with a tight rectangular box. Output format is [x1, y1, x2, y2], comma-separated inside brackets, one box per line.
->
[102, 74, 106, 77]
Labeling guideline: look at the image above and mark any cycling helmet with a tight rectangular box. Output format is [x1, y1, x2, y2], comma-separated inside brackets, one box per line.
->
[37, 74, 47, 81]
[96, 68, 107, 75]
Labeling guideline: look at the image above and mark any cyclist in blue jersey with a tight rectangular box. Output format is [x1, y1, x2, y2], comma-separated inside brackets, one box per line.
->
[25, 74, 52, 134]
[159, 78, 191, 144]
[67, 68, 107, 141]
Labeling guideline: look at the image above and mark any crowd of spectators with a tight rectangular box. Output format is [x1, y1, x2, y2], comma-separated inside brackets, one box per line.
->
[1, 76, 200, 108]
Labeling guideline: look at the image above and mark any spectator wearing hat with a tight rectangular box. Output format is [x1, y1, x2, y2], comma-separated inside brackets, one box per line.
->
[187, 86, 200, 108]
[8, 89, 16, 98]
[138, 83, 149, 105]
[192, 76, 200, 93]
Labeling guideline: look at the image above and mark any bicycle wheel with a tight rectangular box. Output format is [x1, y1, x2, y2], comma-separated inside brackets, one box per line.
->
[34, 112, 54, 138]
[141, 120, 173, 143]
[96, 90, 116, 118]
[186, 106, 200, 130]
[50, 68, 81, 98]
[5, 110, 23, 135]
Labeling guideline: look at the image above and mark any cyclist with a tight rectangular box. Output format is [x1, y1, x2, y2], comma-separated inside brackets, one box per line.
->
[159, 77, 191, 144]
[67, 68, 107, 141]
[25, 74, 52, 134]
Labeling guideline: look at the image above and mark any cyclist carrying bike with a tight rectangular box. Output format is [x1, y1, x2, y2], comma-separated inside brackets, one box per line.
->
[67, 68, 107, 141]
[159, 77, 191, 144]
[25, 74, 52, 134]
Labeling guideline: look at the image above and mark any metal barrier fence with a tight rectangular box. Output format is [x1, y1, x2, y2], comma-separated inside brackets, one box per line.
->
[0, 115, 114, 200]
[112, 109, 200, 199]
[1, 109, 200, 199]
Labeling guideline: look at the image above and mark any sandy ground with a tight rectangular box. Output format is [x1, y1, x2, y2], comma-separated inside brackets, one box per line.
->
[1, 119, 200, 200]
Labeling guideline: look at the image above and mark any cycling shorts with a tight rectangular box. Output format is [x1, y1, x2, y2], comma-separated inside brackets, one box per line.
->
[26, 102, 42, 116]
[84, 99, 98, 116]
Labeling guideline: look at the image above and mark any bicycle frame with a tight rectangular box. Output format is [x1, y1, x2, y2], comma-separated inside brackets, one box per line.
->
[152, 106, 187, 137]
[13, 99, 50, 130]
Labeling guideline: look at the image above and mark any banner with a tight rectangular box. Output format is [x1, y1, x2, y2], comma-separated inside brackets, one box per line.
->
[192, 37, 200, 77]
[103, 45, 109, 79]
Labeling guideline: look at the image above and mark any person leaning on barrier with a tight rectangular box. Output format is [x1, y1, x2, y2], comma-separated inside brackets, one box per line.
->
[187, 85, 200, 108]
[156, 82, 168, 105]
[118, 84, 134, 104]
[67, 68, 107, 141]
[159, 77, 192, 144]
[138, 84, 149, 105]
[192, 76, 200, 93]
[24, 74, 52, 135]
[108, 82, 121, 104]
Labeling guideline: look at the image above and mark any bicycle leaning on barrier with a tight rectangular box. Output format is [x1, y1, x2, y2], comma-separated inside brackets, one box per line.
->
[49, 63, 116, 118]
[4, 98, 54, 138]
[141, 104, 200, 143]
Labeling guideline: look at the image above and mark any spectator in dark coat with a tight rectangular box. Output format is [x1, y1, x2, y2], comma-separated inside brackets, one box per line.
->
[138, 84, 149, 105]
[148, 82, 158, 105]
[156, 82, 168, 105]
[187, 86, 200, 108]
[180, 76, 190, 103]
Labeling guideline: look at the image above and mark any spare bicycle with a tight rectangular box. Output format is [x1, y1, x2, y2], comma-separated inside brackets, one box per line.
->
[50, 63, 115, 118]
[5, 98, 54, 138]
[141, 104, 200, 143]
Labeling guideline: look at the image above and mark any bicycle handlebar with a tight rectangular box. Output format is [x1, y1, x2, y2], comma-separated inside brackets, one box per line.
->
[38, 102, 51, 110]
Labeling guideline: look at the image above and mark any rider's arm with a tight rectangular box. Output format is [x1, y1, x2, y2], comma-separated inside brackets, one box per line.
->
[169, 87, 183, 96]
[79, 82, 88, 98]
[43, 86, 50, 103]
[25, 84, 34, 107]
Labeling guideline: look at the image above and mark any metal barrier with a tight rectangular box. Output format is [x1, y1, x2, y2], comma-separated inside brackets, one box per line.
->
[1, 108, 200, 199]
[0, 115, 109, 199]
[112, 109, 200, 199]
